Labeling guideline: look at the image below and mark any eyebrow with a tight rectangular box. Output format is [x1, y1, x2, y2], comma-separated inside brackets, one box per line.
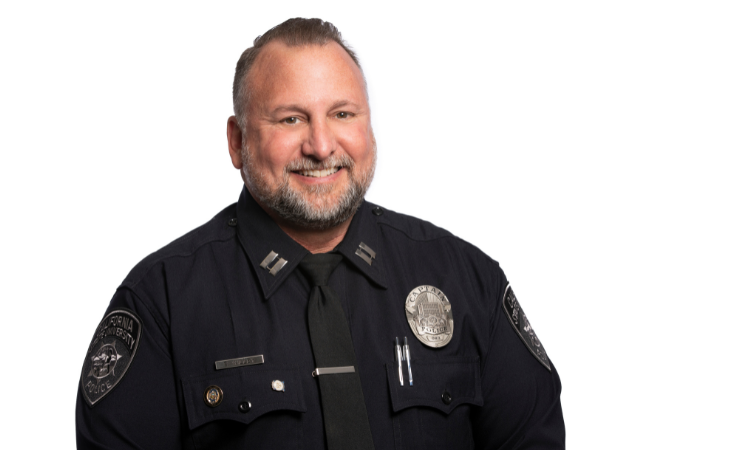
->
[269, 100, 358, 116]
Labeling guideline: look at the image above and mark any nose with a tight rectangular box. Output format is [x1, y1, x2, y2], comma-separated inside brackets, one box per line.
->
[302, 117, 336, 160]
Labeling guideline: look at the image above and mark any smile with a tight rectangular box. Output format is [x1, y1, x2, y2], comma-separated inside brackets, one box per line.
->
[295, 167, 341, 178]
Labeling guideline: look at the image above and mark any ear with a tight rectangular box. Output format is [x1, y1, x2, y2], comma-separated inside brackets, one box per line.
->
[227, 116, 244, 169]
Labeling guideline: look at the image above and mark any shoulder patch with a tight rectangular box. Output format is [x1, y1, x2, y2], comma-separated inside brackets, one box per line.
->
[502, 285, 551, 371]
[80, 309, 142, 406]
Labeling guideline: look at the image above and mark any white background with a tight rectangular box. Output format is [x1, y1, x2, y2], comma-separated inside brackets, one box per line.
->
[1, 1, 748, 448]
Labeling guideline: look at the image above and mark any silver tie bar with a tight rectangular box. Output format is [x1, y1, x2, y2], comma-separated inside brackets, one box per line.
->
[312, 366, 355, 377]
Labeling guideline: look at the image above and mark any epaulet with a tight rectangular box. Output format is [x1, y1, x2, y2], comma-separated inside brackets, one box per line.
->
[122, 203, 237, 288]
[369, 203, 455, 243]
[369, 202, 501, 270]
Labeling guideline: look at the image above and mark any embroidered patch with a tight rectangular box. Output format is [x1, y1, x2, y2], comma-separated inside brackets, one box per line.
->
[80, 309, 142, 406]
[405, 285, 454, 348]
[502, 285, 551, 371]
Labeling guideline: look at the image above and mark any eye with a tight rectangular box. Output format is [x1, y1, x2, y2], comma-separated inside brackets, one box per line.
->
[335, 112, 351, 119]
[283, 117, 299, 124]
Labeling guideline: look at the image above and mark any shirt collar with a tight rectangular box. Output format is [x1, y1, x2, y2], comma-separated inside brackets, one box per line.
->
[235, 187, 388, 299]
[336, 198, 388, 290]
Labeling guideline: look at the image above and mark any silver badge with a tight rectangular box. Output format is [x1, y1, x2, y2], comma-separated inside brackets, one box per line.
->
[405, 285, 454, 348]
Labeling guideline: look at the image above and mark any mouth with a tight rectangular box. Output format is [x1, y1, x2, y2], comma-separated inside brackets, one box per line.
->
[293, 167, 342, 178]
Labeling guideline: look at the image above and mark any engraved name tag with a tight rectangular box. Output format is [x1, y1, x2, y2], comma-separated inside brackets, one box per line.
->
[215, 355, 265, 370]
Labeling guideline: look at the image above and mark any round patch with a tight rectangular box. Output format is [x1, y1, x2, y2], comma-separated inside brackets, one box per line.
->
[405, 285, 454, 348]
[80, 309, 142, 406]
[204, 385, 223, 407]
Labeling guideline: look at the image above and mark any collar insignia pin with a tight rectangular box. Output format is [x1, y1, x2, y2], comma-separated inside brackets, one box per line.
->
[260, 250, 288, 276]
[355, 242, 376, 266]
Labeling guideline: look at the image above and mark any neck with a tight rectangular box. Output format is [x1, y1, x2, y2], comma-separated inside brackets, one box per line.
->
[277, 217, 353, 254]
[249, 191, 353, 254]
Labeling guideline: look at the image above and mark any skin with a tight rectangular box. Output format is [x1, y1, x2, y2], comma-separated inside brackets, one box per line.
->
[227, 40, 375, 253]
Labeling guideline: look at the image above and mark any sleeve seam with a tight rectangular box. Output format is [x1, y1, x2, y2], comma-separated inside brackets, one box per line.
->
[116, 286, 173, 361]
[481, 269, 508, 379]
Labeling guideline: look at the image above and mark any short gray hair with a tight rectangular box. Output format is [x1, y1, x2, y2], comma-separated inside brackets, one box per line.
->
[232, 18, 363, 128]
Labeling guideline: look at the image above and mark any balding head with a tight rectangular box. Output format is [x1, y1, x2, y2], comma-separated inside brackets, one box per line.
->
[232, 18, 364, 131]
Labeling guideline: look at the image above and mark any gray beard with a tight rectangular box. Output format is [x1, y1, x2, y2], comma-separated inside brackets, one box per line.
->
[242, 148, 376, 230]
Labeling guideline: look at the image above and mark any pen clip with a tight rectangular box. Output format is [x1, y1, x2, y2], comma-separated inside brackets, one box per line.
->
[403, 336, 413, 386]
[395, 337, 404, 386]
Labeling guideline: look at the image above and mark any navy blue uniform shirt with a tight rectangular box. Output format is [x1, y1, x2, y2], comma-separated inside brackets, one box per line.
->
[76, 187, 565, 449]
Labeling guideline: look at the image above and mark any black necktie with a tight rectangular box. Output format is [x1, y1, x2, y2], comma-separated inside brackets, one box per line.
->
[298, 253, 375, 450]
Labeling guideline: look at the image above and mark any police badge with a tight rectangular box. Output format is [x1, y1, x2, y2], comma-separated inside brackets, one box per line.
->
[405, 285, 454, 348]
[502, 285, 551, 371]
[80, 309, 142, 406]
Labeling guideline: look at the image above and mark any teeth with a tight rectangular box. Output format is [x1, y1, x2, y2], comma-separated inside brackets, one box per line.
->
[298, 167, 340, 178]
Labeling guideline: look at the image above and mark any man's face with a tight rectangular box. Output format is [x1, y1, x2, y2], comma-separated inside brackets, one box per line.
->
[234, 41, 376, 229]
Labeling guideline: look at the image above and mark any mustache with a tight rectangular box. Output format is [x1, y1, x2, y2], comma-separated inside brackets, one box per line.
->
[284, 154, 355, 172]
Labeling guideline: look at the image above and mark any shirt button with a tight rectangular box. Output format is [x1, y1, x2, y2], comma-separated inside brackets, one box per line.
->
[238, 400, 251, 413]
[271, 380, 285, 392]
[372, 207, 383, 216]
[227, 218, 238, 227]
[442, 390, 452, 405]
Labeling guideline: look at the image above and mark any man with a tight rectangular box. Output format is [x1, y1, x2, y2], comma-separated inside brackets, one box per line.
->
[76, 18, 565, 449]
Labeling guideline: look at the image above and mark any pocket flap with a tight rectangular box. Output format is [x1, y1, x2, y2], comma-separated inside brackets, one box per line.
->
[385, 356, 483, 415]
[182, 365, 306, 430]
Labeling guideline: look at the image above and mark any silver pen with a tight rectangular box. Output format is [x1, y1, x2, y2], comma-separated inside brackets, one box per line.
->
[403, 336, 413, 386]
[395, 337, 404, 386]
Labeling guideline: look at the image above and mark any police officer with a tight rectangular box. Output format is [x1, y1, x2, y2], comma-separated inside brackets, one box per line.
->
[76, 18, 565, 449]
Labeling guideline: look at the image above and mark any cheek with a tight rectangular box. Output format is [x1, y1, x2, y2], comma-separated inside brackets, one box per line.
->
[335, 124, 372, 162]
[255, 130, 303, 172]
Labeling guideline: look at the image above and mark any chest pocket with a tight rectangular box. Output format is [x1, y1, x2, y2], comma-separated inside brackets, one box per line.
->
[386, 356, 483, 450]
[181, 365, 306, 450]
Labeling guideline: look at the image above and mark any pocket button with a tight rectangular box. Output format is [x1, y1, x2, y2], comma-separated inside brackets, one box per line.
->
[238, 400, 251, 413]
[441, 390, 452, 405]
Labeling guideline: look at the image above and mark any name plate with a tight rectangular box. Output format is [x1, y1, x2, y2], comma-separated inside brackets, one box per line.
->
[215, 355, 264, 370]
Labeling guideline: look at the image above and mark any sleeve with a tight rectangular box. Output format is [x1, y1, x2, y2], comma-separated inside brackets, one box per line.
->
[471, 271, 566, 450]
[76, 287, 183, 450]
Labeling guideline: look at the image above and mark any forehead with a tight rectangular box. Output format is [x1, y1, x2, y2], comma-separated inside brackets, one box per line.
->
[246, 40, 367, 110]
